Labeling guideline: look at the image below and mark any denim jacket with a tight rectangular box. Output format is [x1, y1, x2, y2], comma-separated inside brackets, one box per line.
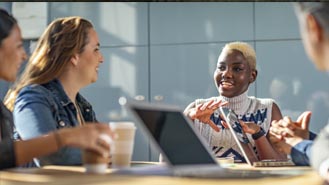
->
[14, 79, 97, 166]
[290, 132, 317, 166]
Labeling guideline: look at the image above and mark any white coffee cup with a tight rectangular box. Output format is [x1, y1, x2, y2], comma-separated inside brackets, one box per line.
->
[109, 122, 136, 168]
[82, 134, 112, 174]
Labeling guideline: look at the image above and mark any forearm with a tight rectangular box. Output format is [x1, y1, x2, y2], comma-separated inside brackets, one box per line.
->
[255, 135, 287, 160]
[14, 132, 60, 166]
[291, 140, 312, 166]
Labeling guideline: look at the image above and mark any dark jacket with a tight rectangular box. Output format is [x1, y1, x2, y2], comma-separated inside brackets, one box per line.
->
[0, 101, 16, 169]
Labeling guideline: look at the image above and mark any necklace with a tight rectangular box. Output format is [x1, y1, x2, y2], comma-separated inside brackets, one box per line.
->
[75, 101, 85, 125]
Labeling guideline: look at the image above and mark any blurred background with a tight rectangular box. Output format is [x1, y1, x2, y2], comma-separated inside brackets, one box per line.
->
[1, 2, 328, 162]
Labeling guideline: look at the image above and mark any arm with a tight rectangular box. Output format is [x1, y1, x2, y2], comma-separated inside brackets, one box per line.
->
[269, 111, 313, 165]
[14, 124, 113, 166]
[13, 90, 80, 165]
[240, 103, 286, 160]
[240, 121, 286, 160]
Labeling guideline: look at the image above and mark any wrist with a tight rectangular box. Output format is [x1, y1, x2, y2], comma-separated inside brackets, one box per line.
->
[53, 131, 63, 149]
[252, 127, 266, 140]
[55, 129, 69, 148]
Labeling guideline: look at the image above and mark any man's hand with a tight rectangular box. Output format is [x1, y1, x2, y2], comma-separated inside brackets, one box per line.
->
[269, 111, 312, 155]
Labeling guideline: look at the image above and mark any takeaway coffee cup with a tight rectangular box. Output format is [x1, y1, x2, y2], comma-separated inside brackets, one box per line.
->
[109, 122, 136, 168]
[83, 134, 112, 174]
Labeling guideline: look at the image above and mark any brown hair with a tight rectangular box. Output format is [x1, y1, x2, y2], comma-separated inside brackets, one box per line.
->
[4, 16, 93, 110]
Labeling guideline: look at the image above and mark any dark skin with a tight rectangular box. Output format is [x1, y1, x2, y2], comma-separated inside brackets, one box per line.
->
[184, 48, 285, 160]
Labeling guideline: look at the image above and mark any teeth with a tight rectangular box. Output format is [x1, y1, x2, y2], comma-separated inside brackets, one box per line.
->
[221, 82, 233, 86]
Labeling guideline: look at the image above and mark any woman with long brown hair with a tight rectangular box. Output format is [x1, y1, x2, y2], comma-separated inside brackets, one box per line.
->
[0, 8, 113, 170]
[4, 12, 111, 166]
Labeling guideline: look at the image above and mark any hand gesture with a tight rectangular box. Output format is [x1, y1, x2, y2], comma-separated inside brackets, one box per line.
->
[184, 98, 227, 132]
[239, 120, 261, 134]
[269, 111, 312, 154]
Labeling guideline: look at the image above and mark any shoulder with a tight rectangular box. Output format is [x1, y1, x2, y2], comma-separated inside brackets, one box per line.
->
[19, 84, 52, 97]
[15, 84, 54, 109]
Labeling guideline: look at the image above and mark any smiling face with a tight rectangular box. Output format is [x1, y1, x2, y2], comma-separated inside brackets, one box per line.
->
[76, 28, 104, 86]
[214, 49, 257, 98]
[0, 25, 27, 82]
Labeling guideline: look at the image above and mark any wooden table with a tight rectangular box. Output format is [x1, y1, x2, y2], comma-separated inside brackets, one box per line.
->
[0, 163, 324, 185]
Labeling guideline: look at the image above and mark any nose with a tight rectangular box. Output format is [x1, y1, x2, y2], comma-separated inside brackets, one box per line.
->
[22, 49, 28, 62]
[222, 68, 232, 79]
[99, 52, 104, 63]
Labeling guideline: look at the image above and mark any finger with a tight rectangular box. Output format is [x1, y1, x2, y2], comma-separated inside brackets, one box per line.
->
[281, 127, 295, 137]
[205, 99, 217, 109]
[219, 100, 228, 107]
[89, 144, 111, 158]
[239, 120, 246, 127]
[208, 100, 221, 110]
[221, 120, 229, 129]
[299, 111, 312, 130]
[270, 126, 283, 136]
[201, 100, 215, 111]
[280, 119, 298, 130]
[95, 123, 116, 139]
[271, 120, 279, 127]
[283, 116, 292, 124]
[207, 120, 220, 132]
[97, 136, 111, 150]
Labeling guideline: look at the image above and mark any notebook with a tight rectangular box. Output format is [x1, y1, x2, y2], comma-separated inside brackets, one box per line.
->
[218, 107, 295, 167]
[118, 100, 304, 178]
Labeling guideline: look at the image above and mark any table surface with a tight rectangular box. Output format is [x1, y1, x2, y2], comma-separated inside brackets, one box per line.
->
[0, 162, 324, 185]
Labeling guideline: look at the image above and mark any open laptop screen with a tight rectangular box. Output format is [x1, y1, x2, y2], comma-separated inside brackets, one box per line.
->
[132, 106, 217, 165]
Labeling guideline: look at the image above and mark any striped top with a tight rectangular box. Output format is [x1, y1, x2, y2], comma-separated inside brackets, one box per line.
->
[193, 91, 274, 162]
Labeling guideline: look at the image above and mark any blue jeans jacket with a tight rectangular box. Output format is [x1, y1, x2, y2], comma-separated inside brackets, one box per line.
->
[14, 79, 97, 166]
[290, 132, 317, 166]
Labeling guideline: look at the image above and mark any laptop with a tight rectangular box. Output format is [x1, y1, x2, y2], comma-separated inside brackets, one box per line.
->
[117, 100, 305, 178]
[219, 107, 295, 167]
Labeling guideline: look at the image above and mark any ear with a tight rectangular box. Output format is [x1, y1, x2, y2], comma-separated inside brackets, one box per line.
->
[249, 69, 257, 83]
[70, 54, 79, 66]
[306, 13, 324, 44]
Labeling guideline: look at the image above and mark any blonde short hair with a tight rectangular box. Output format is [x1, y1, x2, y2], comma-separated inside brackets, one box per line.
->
[222, 41, 256, 70]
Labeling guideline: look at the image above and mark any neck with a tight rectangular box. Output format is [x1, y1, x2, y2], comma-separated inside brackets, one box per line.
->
[220, 91, 250, 114]
[57, 73, 81, 102]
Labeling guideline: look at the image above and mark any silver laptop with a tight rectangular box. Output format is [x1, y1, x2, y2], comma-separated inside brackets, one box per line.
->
[117, 100, 304, 178]
[219, 107, 295, 167]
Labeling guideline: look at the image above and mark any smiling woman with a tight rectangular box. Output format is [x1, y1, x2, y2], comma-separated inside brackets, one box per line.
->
[0, 9, 113, 170]
[3, 15, 110, 166]
[183, 41, 286, 163]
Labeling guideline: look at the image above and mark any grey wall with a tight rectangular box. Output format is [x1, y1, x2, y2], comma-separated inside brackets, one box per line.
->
[1, 2, 328, 161]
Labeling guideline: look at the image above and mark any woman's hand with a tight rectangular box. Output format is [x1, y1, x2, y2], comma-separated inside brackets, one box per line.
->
[57, 123, 114, 157]
[239, 120, 260, 134]
[184, 98, 227, 132]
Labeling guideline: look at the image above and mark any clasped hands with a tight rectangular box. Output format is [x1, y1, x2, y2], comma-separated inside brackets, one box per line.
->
[269, 111, 312, 154]
[184, 97, 261, 134]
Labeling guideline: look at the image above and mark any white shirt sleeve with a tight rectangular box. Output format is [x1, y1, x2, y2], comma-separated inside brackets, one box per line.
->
[319, 158, 329, 179]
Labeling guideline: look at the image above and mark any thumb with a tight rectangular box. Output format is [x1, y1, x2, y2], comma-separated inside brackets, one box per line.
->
[297, 111, 312, 130]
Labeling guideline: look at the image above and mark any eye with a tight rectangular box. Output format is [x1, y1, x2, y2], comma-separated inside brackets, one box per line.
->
[233, 66, 243, 72]
[217, 65, 226, 71]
